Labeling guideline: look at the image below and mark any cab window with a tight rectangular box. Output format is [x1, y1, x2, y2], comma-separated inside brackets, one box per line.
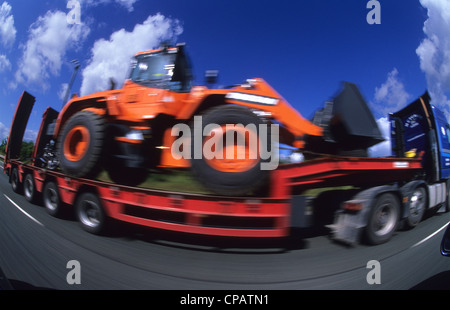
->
[129, 53, 175, 87]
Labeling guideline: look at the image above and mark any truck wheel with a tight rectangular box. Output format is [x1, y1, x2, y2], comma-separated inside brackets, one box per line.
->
[58, 111, 105, 179]
[23, 173, 37, 203]
[43, 181, 62, 217]
[190, 105, 272, 196]
[75, 192, 107, 235]
[405, 186, 426, 229]
[364, 193, 400, 245]
[10, 167, 22, 194]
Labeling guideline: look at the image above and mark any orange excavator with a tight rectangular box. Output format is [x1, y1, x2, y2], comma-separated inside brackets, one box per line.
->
[46, 43, 383, 196]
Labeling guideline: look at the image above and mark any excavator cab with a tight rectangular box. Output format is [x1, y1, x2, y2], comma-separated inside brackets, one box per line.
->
[128, 44, 193, 93]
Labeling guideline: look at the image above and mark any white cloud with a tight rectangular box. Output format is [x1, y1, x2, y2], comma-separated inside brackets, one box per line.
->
[0, 54, 10, 71]
[373, 68, 411, 115]
[0, 121, 38, 143]
[417, 0, 450, 119]
[369, 69, 412, 157]
[23, 128, 38, 143]
[0, 1, 16, 47]
[368, 117, 391, 157]
[116, 0, 138, 12]
[80, 13, 182, 96]
[58, 83, 69, 101]
[0, 121, 9, 142]
[14, 10, 89, 91]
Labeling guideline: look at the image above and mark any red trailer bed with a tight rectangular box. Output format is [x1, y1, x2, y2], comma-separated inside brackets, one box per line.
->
[270, 156, 423, 198]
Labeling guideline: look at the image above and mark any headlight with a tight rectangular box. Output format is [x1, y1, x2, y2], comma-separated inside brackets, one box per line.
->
[125, 130, 144, 141]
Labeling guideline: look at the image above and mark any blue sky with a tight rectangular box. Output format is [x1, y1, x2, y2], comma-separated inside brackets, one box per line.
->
[0, 0, 449, 157]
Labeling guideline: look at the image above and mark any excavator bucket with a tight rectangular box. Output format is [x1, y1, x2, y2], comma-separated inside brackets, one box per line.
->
[306, 82, 384, 156]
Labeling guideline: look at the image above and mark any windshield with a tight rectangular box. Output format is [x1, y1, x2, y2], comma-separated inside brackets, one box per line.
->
[129, 53, 176, 85]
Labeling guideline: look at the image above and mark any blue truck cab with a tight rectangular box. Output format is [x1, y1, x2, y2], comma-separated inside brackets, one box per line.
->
[390, 92, 450, 182]
[322, 91, 450, 246]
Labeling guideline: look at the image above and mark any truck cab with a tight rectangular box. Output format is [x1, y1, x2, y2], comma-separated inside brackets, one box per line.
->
[390, 92, 450, 182]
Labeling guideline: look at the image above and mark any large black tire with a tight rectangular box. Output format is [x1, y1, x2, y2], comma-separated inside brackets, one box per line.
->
[364, 193, 400, 245]
[75, 192, 107, 235]
[404, 186, 426, 229]
[23, 173, 37, 203]
[10, 167, 22, 194]
[57, 111, 105, 179]
[43, 181, 63, 217]
[190, 105, 274, 196]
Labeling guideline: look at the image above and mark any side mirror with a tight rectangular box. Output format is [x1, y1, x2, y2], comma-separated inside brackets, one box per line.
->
[205, 70, 219, 86]
[441, 223, 450, 256]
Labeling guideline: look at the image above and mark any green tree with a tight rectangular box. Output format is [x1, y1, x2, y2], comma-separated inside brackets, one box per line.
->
[0, 138, 6, 155]
[0, 139, 35, 160]
[20, 141, 35, 160]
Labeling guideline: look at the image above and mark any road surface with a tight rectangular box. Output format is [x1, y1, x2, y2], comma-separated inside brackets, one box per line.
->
[0, 171, 449, 291]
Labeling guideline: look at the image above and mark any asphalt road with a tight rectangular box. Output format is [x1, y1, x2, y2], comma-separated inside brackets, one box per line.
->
[0, 171, 450, 291]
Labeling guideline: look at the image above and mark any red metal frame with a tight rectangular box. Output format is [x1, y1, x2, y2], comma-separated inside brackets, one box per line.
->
[7, 160, 291, 237]
[5, 154, 423, 238]
[270, 156, 423, 198]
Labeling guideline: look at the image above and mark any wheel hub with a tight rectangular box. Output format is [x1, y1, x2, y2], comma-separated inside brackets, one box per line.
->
[202, 125, 260, 173]
[64, 125, 90, 161]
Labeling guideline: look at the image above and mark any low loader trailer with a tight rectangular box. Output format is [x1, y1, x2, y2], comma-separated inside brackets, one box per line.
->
[3, 87, 450, 245]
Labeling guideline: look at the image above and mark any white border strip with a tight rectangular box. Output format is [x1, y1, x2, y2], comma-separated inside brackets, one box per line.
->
[4, 194, 44, 227]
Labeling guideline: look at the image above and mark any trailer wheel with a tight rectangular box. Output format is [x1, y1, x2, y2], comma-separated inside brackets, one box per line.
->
[57, 111, 105, 179]
[365, 193, 400, 245]
[405, 186, 426, 228]
[23, 173, 37, 203]
[75, 192, 106, 235]
[190, 105, 271, 196]
[10, 167, 22, 194]
[43, 181, 62, 217]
